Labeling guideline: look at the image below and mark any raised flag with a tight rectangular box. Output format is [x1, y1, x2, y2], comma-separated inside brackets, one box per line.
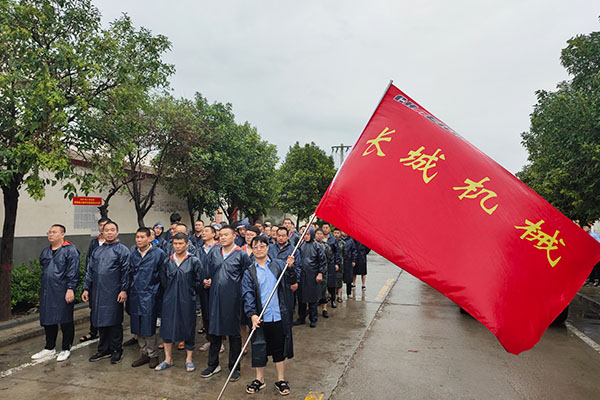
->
[315, 83, 600, 354]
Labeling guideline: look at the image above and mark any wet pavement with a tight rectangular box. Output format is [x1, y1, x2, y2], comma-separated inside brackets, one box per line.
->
[1, 254, 599, 400]
[332, 270, 600, 400]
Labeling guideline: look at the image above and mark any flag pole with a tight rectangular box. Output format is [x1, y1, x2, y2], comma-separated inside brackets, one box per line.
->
[216, 213, 318, 400]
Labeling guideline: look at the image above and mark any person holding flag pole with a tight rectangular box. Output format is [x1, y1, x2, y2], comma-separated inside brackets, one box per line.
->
[216, 214, 316, 400]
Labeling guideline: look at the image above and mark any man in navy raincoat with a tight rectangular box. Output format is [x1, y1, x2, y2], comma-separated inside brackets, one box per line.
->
[128, 227, 166, 369]
[154, 233, 203, 373]
[282, 218, 299, 246]
[242, 235, 296, 395]
[82, 220, 131, 364]
[268, 226, 301, 323]
[31, 224, 80, 362]
[80, 217, 109, 344]
[195, 225, 218, 351]
[294, 227, 326, 328]
[162, 223, 197, 256]
[201, 225, 252, 381]
[353, 239, 371, 291]
[342, 233, 357, 298]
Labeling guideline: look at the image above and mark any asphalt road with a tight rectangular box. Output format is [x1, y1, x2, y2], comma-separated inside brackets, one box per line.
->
[1, 254, 599, 400]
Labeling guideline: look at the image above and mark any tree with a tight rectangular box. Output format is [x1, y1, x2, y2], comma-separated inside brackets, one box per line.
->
[209, 122, 279, 223]
[518, 25, 600, 223]
[278, 142, 336, 225]
[0, 0, 172, 320]
[161, 94, 231, 226]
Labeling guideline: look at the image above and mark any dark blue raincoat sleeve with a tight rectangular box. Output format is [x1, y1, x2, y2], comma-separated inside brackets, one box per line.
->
[119, 246, 132, 292]
[240, 251, 253, 271]
[316, 244, 327, 275]
[349, 240, 358, 263]
[66, 246, 81, 291]
[192, 257, 204, 293]
[159, 256, 170, 289]
[331, 241, 341, 267]
[292, 248, 302, 280]
[242, 270, 258, 320]
[284, 262, 297, 285]
[83, 252, 94, 292]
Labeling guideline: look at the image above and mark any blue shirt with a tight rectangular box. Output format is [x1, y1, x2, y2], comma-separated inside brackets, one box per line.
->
[589, 231, 600, 243]
[255, 259, 281, 323]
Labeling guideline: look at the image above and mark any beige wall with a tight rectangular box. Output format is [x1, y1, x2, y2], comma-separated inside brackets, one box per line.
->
[0, 171, 189, 238]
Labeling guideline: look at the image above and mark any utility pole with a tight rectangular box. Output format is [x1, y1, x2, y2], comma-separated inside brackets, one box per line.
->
[331, 143, 351, 167]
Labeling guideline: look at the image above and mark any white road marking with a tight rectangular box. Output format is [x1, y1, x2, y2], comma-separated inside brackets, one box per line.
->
[0, 338, 98, 378]
[565, 321, 600, 354]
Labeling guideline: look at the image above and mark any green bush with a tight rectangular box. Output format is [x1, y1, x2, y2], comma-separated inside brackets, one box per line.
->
[10, 253, 87, 314]
[11, 260, 42, 313]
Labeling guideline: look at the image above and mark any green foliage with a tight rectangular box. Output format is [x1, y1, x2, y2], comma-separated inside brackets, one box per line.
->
[518, 26, 600, 222]
[10, 260, 41, 312]
[161, 94, 227, 221]
[0, 0, 173, 319]
[161, 93, 279, 223]
[210, 122, 279, 221]
[10, 253, 86, 313]
[277, 142, 337, 223]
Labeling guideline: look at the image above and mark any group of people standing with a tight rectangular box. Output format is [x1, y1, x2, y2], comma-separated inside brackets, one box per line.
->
[31, 213, 370, 396]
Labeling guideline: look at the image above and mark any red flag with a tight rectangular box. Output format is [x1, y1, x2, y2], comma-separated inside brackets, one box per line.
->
[316, 83, 600, 354]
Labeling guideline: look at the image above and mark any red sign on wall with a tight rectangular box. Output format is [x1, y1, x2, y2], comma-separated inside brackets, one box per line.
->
[72, 197, 102, 206]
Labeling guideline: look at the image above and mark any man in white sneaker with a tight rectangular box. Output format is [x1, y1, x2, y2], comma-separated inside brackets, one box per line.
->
[32, 224, 80, 362]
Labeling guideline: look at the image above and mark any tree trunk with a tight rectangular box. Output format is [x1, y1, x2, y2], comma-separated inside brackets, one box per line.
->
[187, 196, 196, 227]
[136, 210, 145, 229]
[0, 176, 21, 321]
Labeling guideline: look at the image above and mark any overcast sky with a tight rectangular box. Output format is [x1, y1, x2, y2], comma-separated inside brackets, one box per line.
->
[94, 0, 598, 173]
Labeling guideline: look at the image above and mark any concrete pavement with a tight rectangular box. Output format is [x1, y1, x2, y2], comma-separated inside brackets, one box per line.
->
[1, 254, 599, 400]
[331, 271, 600, 400]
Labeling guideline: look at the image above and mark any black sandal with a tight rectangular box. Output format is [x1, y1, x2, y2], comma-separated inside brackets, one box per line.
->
[246, 379, 266, 394]
[79, 333, 97, 342]
[274, 380, 290, 396]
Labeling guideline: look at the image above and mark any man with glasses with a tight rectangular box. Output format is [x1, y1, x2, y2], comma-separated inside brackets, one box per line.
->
[31, 224, 80, 362]
[242, 235, 296, 395]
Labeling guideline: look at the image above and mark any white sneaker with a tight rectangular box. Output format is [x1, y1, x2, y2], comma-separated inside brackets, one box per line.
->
[31, 349, 56, 360]
[56, 350, 71, 362]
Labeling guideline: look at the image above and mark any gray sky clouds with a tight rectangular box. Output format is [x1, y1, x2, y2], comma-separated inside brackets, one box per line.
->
[94, 0, 598, 172]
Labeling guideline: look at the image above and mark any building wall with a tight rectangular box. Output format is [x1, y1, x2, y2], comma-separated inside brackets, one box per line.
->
[0, 170, 190, 265]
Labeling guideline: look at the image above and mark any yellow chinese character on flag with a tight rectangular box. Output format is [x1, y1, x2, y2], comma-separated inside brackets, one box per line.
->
[363, 127, 395, 157]
[514, 219, 566, 267]
[452, 177, 498, 215]
[399, 146, 445, 183]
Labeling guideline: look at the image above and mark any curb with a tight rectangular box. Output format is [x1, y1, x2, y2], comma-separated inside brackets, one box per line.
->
[0, 307, 90, 348]
[574, 292, 600, 314]
[0, 303, 89, 331]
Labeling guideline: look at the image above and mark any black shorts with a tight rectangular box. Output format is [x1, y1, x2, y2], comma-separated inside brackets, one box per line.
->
[263, 320, 285, 363]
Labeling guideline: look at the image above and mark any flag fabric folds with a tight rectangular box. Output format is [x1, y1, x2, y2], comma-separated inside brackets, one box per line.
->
[315, 83, 600, 354]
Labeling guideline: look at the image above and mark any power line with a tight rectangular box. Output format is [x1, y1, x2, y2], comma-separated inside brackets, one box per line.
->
[331, 143, 351, 166]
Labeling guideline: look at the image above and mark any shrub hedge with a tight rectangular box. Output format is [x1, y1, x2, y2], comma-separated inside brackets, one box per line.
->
[10, 253, 87, 314]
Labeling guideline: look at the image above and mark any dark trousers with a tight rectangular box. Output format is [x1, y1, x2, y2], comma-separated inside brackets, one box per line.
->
[208, 334, 241, 371]
[89, 320, 98, 336]
[346, 282, 353, 296]
[98, 324, 123, 355]
[298, 302, 318, 323]
[590, 261, 600, 281]
[44, 322, 74, 351]
[327, 287, 337, 302]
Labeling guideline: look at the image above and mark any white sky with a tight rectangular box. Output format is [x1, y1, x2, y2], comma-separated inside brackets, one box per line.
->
[93, 0, 599, 173]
